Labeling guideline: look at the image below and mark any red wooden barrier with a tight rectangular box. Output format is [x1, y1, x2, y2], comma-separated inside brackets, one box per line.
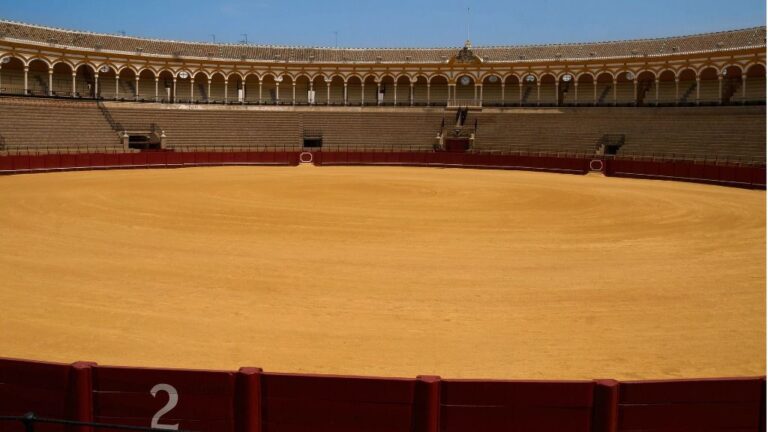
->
[0, 358, 91, 432]
[92, 366, 237, 432]
[616, 378, 764, 432]
[0, 358, 765, 432]
[261, 372, 417, 432]
[440, 380, 595, 432]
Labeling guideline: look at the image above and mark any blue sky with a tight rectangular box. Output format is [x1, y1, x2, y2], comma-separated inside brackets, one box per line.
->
[0, 0, 764, 48]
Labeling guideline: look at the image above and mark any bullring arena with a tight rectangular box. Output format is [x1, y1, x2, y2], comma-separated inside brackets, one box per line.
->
[0, 17, 766, 432]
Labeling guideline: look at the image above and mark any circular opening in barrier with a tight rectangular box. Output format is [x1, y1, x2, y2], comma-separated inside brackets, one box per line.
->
[589, 159, 604, 171]
[299, 152, 314, 163]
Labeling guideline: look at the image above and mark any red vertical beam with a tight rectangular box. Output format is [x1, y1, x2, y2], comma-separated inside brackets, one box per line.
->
[592, 379, 618, 432]
[415, 375, 440, 432]
[236, 367, 263, 432]
[69, 361, 96, 432]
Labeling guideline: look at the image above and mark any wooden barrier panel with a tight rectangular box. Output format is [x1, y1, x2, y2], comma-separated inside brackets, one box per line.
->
[92, 366, 237, 432]
[261, 372, 417, 432]
[0, 358, 90, 432]
[440, 380, 595, 432]
[617, 378, 764, 431]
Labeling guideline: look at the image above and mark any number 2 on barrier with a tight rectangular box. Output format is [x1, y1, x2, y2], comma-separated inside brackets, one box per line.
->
[150, 383, 180, 430]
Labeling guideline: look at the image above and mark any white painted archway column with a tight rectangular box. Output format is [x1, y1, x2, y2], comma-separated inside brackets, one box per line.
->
[309, 80, 314, 105]
[71, 72, 76, 97]
[94, 73, 99, 98]
[23, 66, 28, 95]
[674, 78, 680, 105]
[360, 82, 365, 106]
[343, 81, 348, 105]
[695, 77, 700, 105]
[632, 79, 638, 106]
[409, 81, 414, 106]
[426, 83, 431, 105]
[742, 75, 747, 103]
[573, 82, 578, 104]
[115, 75, 119, 100]
[275, 80, 280, 104]
[224, 79, 228, 103]
[393, 82, 398, 105]
[292, 82, 296, 105]
[477, 84, 483, 106]
[48, 68, 54, 96]
[207, 77, 211, 103]
[717, 75, 723, 105]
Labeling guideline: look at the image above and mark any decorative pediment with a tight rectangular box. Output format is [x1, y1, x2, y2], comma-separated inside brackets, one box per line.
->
[448, 40, 483, 65]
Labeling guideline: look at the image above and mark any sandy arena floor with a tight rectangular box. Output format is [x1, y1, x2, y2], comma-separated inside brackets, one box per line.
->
[0, 166, 764, 380]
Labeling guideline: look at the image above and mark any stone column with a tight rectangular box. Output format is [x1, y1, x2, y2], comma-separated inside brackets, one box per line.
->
[292, 82, 296, 105]
[612, 79, 617, 106]
[695, 78, 700, 105]
[190, 79, 195, 102]
[718, 76, 723, 105]
[115, 76, 119, 100]
[172, 78, 176, 103]
[153, 77, 158, 102]
[574, 82, 578, 105]
[224, 79, 228, 103]
[23, 66, 28, 95]
[377, 82, 381, 106]
[94, 73, 99, 98]
[518, 81, 523, 106]
[309, 81, 314, 105]
[242, 81, 246, 103]
[742, 75, 747, 103]
[361, 82, 365, 106]
[655, 79, 659, 105]
[259, 79, 263, 103]
[275, 81, 280, 104]
[500, 83, 505, 106]
[72, 71, 77, 97]
[426, 83, 431, 105]
[674, 78, 679, 105]
[393, 82, 398, 105]
[478, 84, 483, 106]
[325, 78, 331, 105]
[207, 78, 211, 103]
[343, 82, 348, 105]
[48, 68, 54, 96]
[555, 82, 559, 106]
[410, 82, 414, 106]
[536, 82, 541, 106]
[633, 79, 638, 106]
[593, 81, 597, 105]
